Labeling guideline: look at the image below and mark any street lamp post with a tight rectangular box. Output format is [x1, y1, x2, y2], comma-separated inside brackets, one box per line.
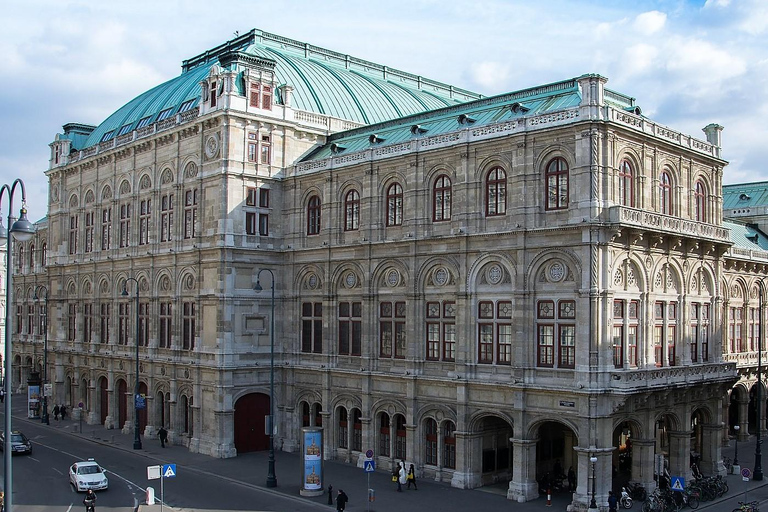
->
[734, 424, 740, 466]
[34, 286, 49, 425]
[0, 180, 36, 512]
[121, 277, 142, 450]
[255, 269, 277, 488]
[589, 456, 598, 509]
[756, 279, 765, 481]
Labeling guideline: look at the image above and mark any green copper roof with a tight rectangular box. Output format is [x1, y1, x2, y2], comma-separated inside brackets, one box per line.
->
[299, 77, 582, 162]
[725, 220, 768, 252]
[79, 29, 481, 150]
[723, 182, 768, 209]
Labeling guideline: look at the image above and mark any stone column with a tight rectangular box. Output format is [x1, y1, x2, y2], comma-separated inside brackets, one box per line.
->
[451, 431, 481, 489]
[700, 423, 724, 476]
[507, 438, 538, 502]
[668, 430, 691, 481]
[737, 397, 749, 440]
[629, 438, 656, 490]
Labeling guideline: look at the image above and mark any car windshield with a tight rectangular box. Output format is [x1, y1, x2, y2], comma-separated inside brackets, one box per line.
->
[10, 434, 26, 443]
[78, 466, 102, 475]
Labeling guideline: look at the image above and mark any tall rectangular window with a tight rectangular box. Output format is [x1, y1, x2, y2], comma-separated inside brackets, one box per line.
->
[260, 135, 271, 164]
[118, 303, 130, 345]
[100, 303, 111, 343]
[210, 81, 217, 107]
[301, 302, 323, 353]
[654, 301, 677, 366]
[259, 188, 270, 208]
[183, 189, 198, 239]
[691, 303, 711, 363]
[247, 133, 257, 162]
[612, 300, 638, 368]
[139, 302, 149, 347]
[101, 208, 112, 250]
[83, 303, 92, 344]
[119, 203, 131, 248]
[68, 303, 77, 341]
[246, 187, 257, 206]
[15, 305, 22, 335]
[536, 300, 576, 368]
[69, 215, 79, 254]
[245, 212, 257, 235]
[338, 302, 362, 356]
[159, 301, 172, 348]
[380, 301, 406, 358]
[426, 301, 456, 361]
[85, 211, 94, 253]
[139, 199, 151, 245]
[27, 304, 34, 335]
[161, 193, 174, 242]
[182, 301, 196, 350]
[477, 300, 513, 364]
[259, 214, 269, 236]
[38, 302, 47, 336]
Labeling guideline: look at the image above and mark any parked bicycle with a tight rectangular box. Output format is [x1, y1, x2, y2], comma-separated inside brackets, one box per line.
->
[733, 500, 759, 512]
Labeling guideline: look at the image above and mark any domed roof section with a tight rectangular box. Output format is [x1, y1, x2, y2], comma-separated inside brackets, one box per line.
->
[81, 29, 481, 149]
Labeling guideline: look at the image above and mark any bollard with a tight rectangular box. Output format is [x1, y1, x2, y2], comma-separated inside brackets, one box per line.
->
[546, 487, 551, 506]
[368, 488, 375, 502]
[146, 486, 155, 505]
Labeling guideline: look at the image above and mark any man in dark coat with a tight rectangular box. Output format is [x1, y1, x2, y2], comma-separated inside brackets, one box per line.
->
[158, 426, 168, 448]
[336, 489, 348, 512]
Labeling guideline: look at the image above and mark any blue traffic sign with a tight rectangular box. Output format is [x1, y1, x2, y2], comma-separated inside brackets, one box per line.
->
[364, 459, 376, 473]
[670, 476, 684, 491]
[162, 464, 177, 478]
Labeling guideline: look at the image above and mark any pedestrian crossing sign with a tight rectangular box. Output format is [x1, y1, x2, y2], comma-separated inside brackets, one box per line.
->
[364, 459, 376, 472]
[670, 476, 684, 491]
[162, 464, 177, 478]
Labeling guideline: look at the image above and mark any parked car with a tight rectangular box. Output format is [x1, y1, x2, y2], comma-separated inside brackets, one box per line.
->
[69, 459, 109, 491]
[0, 431, 32, 454]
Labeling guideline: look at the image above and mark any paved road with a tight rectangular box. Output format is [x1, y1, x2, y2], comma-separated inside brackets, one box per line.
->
[3, 392, 768, 512]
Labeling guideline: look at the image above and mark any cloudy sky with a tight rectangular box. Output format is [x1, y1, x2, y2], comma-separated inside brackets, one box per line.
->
[2, 0, 766, 221]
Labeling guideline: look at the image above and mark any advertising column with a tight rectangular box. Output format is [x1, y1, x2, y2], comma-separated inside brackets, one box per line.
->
[27, 371, 41, 419]
[300, 427, 324, 497]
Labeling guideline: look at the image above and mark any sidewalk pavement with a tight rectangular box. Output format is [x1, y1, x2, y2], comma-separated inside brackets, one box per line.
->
[14, 402, 768, 512]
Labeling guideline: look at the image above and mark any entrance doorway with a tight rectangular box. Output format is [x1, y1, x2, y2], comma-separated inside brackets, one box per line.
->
[234, 393, 270, 453]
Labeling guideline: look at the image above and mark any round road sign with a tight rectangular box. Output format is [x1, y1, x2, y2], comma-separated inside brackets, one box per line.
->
[742, 467, 752, 479]
[365, 449, 374, 458]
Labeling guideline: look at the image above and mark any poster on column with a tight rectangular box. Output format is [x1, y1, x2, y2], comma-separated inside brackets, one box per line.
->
[27, 384, 41, 419]
[300, 427, 324, 496]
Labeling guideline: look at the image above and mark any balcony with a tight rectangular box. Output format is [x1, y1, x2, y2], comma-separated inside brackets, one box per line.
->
[608, 362, 736, 392]
[609, 206, 731, 243]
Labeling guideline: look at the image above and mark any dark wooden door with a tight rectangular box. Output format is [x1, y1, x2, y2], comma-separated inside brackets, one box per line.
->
[234, 393, 270, 453]
[138, 382, 148, 432]
[99, 378, 108, 424]
[118, 380, 127, 429]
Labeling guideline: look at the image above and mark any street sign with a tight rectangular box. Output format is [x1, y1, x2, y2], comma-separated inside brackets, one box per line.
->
[670, 476, 684, 491]
[365, 449, 374, 458]
[742, 467, 752, 479]
[162, 464, 177, 478]
[364, 459, 376, 472]
[147, 465, 161, 480]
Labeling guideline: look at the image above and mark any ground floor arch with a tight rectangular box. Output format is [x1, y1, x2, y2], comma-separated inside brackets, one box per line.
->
[234, 392, 270, 453]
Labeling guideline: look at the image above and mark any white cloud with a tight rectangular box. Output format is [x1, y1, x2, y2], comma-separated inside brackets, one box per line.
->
[469, 62, 511, 91]
[633, 11, 667, 34]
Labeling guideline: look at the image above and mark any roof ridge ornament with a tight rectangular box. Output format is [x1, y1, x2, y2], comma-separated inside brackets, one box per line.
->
[458, 114, 476, 125]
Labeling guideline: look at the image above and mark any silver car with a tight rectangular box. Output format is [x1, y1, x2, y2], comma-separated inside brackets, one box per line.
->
[69, 459, 109, 491]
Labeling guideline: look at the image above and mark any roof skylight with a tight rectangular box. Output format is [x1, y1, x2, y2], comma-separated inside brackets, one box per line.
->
[157, 108, 174, 121]
[100, 131, 115, 142]
[136, 116, 152, 129]
[117, 124, 133, 136]
[178, 99, 196, 113]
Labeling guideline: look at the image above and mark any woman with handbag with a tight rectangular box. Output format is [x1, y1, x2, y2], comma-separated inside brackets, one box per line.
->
[393, 463, 403, 492]
[406, 463, 418, 490]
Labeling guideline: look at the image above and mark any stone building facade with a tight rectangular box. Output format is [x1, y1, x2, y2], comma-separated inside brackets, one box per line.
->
[13, 28, 768, 508]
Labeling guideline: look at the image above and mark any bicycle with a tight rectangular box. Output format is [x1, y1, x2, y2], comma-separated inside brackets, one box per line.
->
[733, 500, 759, 512]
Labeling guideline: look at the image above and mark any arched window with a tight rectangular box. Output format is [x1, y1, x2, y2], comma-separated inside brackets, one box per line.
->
[486, 167, 507, 216]
[442, 421, 456, 469]
[545, 157, 569, 210]
[433, 175, 452, 222]
[395, 413, 407, 459]
[314, 403, 323, 427]
[695, 181, 706, 222]
[659, 171, 672, 215]
[17, 246, 24, 273]
[29, 244, 35, 269]
[425, 418, 438, 465]
[338, 408, 348, 449]
[302, 402, 311, 427]
[41, 243, 47, 267]
[352, 409, 362, 451]
[619, 160, 634, 207]
[307, 195, 321, 235]
[379, 413, 391, 457]
[344, 190, 360, 231]
[386, 183, 403, 227]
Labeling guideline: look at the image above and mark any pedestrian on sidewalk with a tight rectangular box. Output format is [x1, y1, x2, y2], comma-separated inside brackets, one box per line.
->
[568, 466, 576, 491]
[398, 462, 407, 490]
[406, 463, 418, 490]
[336, 489, 348, 512]
[0, 388, 5, 403]
[608, 491, 618, 512]
[393, 463, 403, 492]
[53, 404, 60, 421]
[327, 485, 333, 505]
[60, 405, 67, 420]
[158, 426, 168, 448]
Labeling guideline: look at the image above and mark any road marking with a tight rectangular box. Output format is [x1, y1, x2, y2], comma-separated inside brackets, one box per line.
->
[29, 456, 40, 462]
[52, 467, 64, 475]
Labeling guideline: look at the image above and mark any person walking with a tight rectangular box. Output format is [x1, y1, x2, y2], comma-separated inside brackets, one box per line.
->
[393, 463, 403, 492]
[567, 466, 576, 491]
[60, 405, 67, 420]
[406, 463, 418, 490]
[608, 491, 618, 512]
[53, 404, 60, 421]
[158, 426, 168, 448]
[0, 388, 5, 403]
[336, 489, 348, 512]
[398, 462, 407, 491]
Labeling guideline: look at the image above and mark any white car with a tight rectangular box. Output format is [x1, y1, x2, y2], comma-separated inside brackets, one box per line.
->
[69, 459, 109, 491]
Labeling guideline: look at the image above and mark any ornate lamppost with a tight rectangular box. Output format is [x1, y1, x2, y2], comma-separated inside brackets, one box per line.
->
[255, 269, 277, 488]
[121, 277, 142, 450]
[0, 180, 36, 512]
[33, 286, 48, 425]
[589, 455, 598, 509]
[756, 279, 765, 481]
